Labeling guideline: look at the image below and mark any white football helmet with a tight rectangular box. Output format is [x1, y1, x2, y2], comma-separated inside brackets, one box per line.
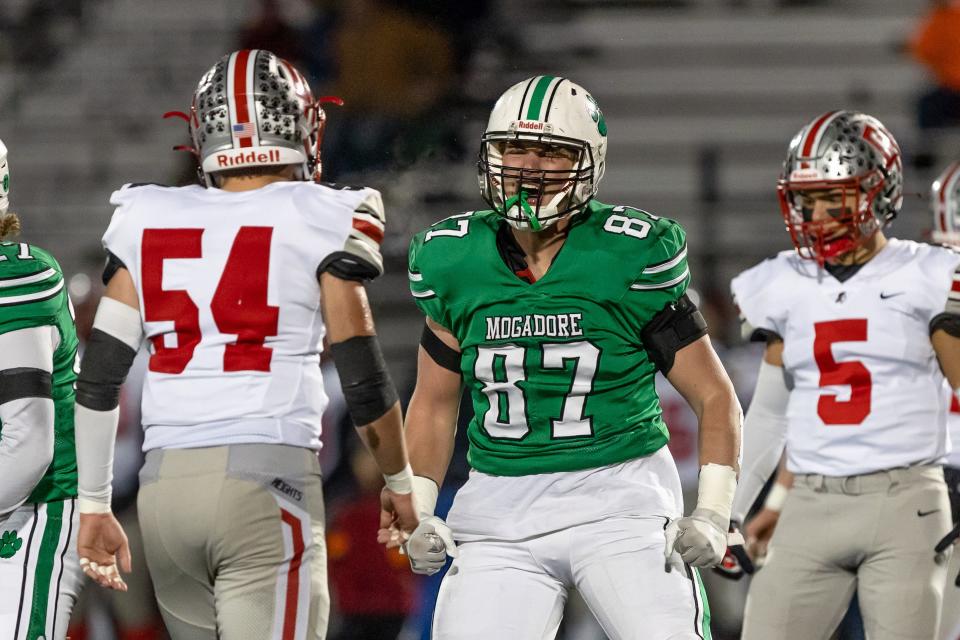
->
[0, 138, 9, 214]
[478, 76, 608, 231]
[932, 160, 960, 247]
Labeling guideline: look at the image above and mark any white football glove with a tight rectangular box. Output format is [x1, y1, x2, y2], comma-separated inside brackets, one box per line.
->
[405, 515, 458, 575]
[664, 507, 728, 569]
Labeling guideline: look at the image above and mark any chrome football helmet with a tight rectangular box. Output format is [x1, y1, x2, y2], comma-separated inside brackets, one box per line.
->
[478, 76, 608, 231]
[932, 160, 960, 246]
[185, 50, 329, 186]
[778, 110, 903, 264]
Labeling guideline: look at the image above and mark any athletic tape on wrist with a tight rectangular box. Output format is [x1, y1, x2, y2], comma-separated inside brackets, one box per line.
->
[696, 463, 737, 523]
[412, 475, 439, 518]
[77, 497, 112, 514]
[763, 483, 789, 513]
[383, 463, 413, 494]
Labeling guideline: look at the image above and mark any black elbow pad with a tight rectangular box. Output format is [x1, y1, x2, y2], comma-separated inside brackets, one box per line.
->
[329, 335, 399, 426]
[76, 329, 137, 411]
[640, 294, 708, 374]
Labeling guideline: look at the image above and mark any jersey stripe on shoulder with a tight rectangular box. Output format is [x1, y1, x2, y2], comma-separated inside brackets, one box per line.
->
[0, 277, 64, 306]
[641, 243, 687, 275]
[629, 267, 690, 291]
[408, 270, 436, 299]
[0, 268, 58, 287]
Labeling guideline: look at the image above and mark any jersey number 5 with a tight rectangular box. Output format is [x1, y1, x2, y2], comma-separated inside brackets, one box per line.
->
[813, 319, 871, 425]
[141, 227, 279, 374]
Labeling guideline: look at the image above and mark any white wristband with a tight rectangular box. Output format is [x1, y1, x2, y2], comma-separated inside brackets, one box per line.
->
[412, 475, 439, 518]
[696, 463, 738, 523]
[77, 497, 112, 514]
[383, 463, 413, 494]
[763, 483, 789, 513]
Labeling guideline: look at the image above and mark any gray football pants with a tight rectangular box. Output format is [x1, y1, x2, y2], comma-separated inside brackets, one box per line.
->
[137, 444, 328, 639]
[742, 465, 951, 640]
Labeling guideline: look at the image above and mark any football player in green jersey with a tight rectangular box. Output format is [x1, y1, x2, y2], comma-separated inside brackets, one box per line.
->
[384, 77, 744, 638]
[0, 138, 84, 640]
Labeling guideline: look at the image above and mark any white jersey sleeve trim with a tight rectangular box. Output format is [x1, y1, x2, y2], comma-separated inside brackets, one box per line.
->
[0, 268, 57, 288]
[629, 267, 689, 290]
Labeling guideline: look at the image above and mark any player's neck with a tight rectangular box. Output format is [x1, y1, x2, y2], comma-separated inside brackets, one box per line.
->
[508, 218, 571, 279]
[217, 169, 298, 192]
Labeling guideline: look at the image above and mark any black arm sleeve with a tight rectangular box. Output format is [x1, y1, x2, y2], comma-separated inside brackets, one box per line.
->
[328, 335, 399, 426]
[640, 294, 709, 374]
[75, 329, 137, 411]
[0, 368, 52, 404]
[420, 323, 461, 374]
[102, 251, 127, 286]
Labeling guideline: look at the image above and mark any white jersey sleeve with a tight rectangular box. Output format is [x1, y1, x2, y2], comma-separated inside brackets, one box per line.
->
[730, 251, 796, 341]
[101, 181, 384, 452]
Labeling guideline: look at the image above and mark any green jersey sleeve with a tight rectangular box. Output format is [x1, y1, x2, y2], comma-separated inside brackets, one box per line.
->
[618, 214, 691, 338]
[407, 213, 477, 331]
[0, 243, 66, 334]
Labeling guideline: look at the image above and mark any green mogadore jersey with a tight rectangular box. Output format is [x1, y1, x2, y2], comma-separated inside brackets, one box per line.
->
[0, 241, 78, 503]
[409, 200, 691, 476]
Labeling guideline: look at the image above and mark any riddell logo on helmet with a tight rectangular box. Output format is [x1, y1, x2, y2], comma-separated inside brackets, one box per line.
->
[517, 120, 546, 131]
[216, 149, 282, 167]
[790, 168, 823, 181]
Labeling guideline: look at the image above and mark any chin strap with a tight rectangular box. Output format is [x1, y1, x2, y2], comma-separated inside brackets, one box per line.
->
[503, 190, 542, 231]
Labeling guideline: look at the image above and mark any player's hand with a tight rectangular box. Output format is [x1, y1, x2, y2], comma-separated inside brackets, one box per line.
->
[744, 507, 780, 565]
[77, 512, 131, 591]
[404, 515, 458, 575]
[377, 487, 418, 549]
[712, 521, 756, 580]
[664, 507, 728, 569]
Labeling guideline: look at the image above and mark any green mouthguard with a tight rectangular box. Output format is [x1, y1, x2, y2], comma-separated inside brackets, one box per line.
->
[503, 190, 541, 231]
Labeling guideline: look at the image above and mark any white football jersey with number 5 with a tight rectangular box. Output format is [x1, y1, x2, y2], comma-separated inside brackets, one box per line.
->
[102, 181, 385, 452]
[732, 239, 960, 476]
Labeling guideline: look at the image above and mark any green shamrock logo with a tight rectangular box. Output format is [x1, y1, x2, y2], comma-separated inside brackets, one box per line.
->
[0, 530, 23, 559]
[2, 174, 8, 194]
[586, 94, 607, 137]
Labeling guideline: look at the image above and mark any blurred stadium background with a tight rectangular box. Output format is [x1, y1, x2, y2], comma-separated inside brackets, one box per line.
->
[0, 0, 949, 638]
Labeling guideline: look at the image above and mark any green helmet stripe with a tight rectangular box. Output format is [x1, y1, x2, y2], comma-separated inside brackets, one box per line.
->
[525, 76, 555, 120]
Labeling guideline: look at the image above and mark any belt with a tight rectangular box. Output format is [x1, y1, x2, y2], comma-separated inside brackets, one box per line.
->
[795, 465, 943, 495]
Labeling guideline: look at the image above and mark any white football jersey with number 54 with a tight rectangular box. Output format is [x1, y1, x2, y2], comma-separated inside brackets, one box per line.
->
[732, 239, 960, 476]
[102, 181, 385, 452]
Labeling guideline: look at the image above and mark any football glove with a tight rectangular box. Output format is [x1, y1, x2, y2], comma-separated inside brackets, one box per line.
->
[664, 507, 728, 569]
[405, 515, 458, 575]
[712, 521, 755, 580]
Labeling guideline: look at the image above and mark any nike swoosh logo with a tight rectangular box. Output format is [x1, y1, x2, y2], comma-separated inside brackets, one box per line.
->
[880, 292, 905, 299]
[918, 509, 941, 517]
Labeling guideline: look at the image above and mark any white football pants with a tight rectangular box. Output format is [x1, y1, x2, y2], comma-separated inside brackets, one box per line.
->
[433, 516, 711, 640]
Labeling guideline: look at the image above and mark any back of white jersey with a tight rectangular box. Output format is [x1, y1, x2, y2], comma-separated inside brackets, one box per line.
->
[102, 181, 385, 451]
[732, 239, 960, 476]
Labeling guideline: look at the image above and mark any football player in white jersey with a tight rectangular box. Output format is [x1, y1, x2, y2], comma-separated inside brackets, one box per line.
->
[931, 160, 960, 640]
[730, 110, 960, 640]
[72, 50, 417, 640]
